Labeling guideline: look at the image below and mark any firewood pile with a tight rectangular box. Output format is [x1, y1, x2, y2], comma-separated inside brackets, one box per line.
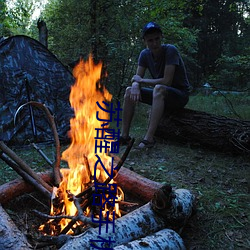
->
[0, 138, 196, 250]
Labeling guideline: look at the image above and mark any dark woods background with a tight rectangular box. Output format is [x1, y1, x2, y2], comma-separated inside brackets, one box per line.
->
[1, 0, 250, 100]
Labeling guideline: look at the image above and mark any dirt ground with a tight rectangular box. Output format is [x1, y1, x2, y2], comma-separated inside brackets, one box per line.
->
[120, 139, 250, 250]
[1, 138, 249, 249]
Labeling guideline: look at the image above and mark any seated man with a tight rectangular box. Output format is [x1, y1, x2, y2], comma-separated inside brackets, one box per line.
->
[120, 21, 191, 148]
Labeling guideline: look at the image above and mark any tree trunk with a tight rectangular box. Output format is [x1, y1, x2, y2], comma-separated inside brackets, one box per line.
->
[155, 108, 250, 154]
[0, 204, 32, 249]
[37, 19, 48, 47]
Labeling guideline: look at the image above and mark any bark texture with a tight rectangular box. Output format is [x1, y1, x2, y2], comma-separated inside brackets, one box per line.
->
[156, 108, 250, 154]
[0, 204, 32, 249]
[37, 19, 48, 47]
[0, 171, 53, 204]
[0, 167, 160, 205]
[113, 228, 185, 250]
[114, 166, 162, 202]
[59, 187, 195, 249]
[59, 202, 166, 250]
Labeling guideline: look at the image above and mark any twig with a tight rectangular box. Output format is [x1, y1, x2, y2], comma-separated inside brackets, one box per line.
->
[104, 137, 135, 185]
[27, 193, 50, 209]
[75, 138, 135, 200]
[0, 141, 52, 194]
[0, 151, 51, 199]
[33, 209, 74, 220]
[60, 194, 94, 235]
[83, 155, 93, 181]
[75, 138, 135, 198]
[33, 203, 95, 227]
[72, 193, 95, 225]
[117, 200, 139, 207]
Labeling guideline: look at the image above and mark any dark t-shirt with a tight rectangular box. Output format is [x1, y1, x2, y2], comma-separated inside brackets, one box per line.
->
[138, 44, 191, 91]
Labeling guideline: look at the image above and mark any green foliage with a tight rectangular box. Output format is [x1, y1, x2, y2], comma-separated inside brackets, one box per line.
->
[186, 0, 250, 88]
[2, 0, 250, 95]
[0, 0, 12, 36]
[41, 0, 198, 100]
[5, 0, 35, 35]
[208, 55, 250, 89]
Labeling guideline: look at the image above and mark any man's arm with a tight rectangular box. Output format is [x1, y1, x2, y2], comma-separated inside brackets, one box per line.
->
[132, 64, 176, 87]
[129, 66, 146, 102]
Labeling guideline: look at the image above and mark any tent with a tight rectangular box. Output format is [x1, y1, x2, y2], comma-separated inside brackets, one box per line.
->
[0, 35, 75, 145]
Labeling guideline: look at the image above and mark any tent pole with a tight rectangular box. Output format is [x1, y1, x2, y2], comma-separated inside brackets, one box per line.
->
[25, 78, 38, 142]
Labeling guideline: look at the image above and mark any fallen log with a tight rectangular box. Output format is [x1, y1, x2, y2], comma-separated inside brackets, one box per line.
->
[0, 204, 32, 249]
[113, 228, 185, 250]
[59, 186, 195, 249]
[114, 166, 162, 202]
[151, 186, 196, 231]
[0, 167, 161, 205]
[155, 108, 250, 154]
[0, 171, 53, 204]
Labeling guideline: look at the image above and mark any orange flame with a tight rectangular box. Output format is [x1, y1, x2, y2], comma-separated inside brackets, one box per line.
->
[41, 54, 123, 234]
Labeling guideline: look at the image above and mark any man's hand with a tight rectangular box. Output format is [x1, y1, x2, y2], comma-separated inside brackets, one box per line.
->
[131, 74, 142, 83]
[130, 82, 141, 102]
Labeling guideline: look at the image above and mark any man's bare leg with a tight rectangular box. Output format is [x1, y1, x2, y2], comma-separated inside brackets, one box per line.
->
[138, 85, 166, 147]
[121, 87, 136, 139]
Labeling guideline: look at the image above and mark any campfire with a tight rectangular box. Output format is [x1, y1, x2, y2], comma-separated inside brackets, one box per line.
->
[38, 55, 124, 236]
[0, 55, 196, 249]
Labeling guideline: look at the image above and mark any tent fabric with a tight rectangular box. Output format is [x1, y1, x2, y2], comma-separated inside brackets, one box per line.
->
[0, 35, 75, 144]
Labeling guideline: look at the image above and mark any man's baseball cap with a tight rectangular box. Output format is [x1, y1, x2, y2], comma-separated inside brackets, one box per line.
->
[142, 22, 162, 38]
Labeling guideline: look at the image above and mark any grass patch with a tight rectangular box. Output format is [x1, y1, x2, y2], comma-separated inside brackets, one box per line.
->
[187, 93, 250, 120]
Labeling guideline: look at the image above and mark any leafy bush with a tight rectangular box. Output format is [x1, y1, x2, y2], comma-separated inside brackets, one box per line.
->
[208, 55, 250, 90]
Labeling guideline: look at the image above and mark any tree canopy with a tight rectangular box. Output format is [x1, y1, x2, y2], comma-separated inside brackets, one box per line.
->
[1, 0, 249, 97]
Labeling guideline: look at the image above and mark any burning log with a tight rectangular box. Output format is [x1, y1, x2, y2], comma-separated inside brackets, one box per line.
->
[0, 204, 32, 249]
[59, 185, 195, 249]
[156, 108, 250, 154]
[113, 228, 186, 250]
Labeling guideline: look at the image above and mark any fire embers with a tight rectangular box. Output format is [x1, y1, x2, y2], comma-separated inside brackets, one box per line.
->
[39, 181, 124, 236]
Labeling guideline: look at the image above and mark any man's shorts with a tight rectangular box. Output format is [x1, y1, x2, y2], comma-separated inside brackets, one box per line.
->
[140, 87, 189, 112]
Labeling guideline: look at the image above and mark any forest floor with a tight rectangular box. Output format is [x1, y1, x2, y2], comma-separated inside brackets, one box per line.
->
[0, 97, 250, 250]
[1, 135, 249, 250]
[117, 101, 250, 250]
[119, 138, 249, 250]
